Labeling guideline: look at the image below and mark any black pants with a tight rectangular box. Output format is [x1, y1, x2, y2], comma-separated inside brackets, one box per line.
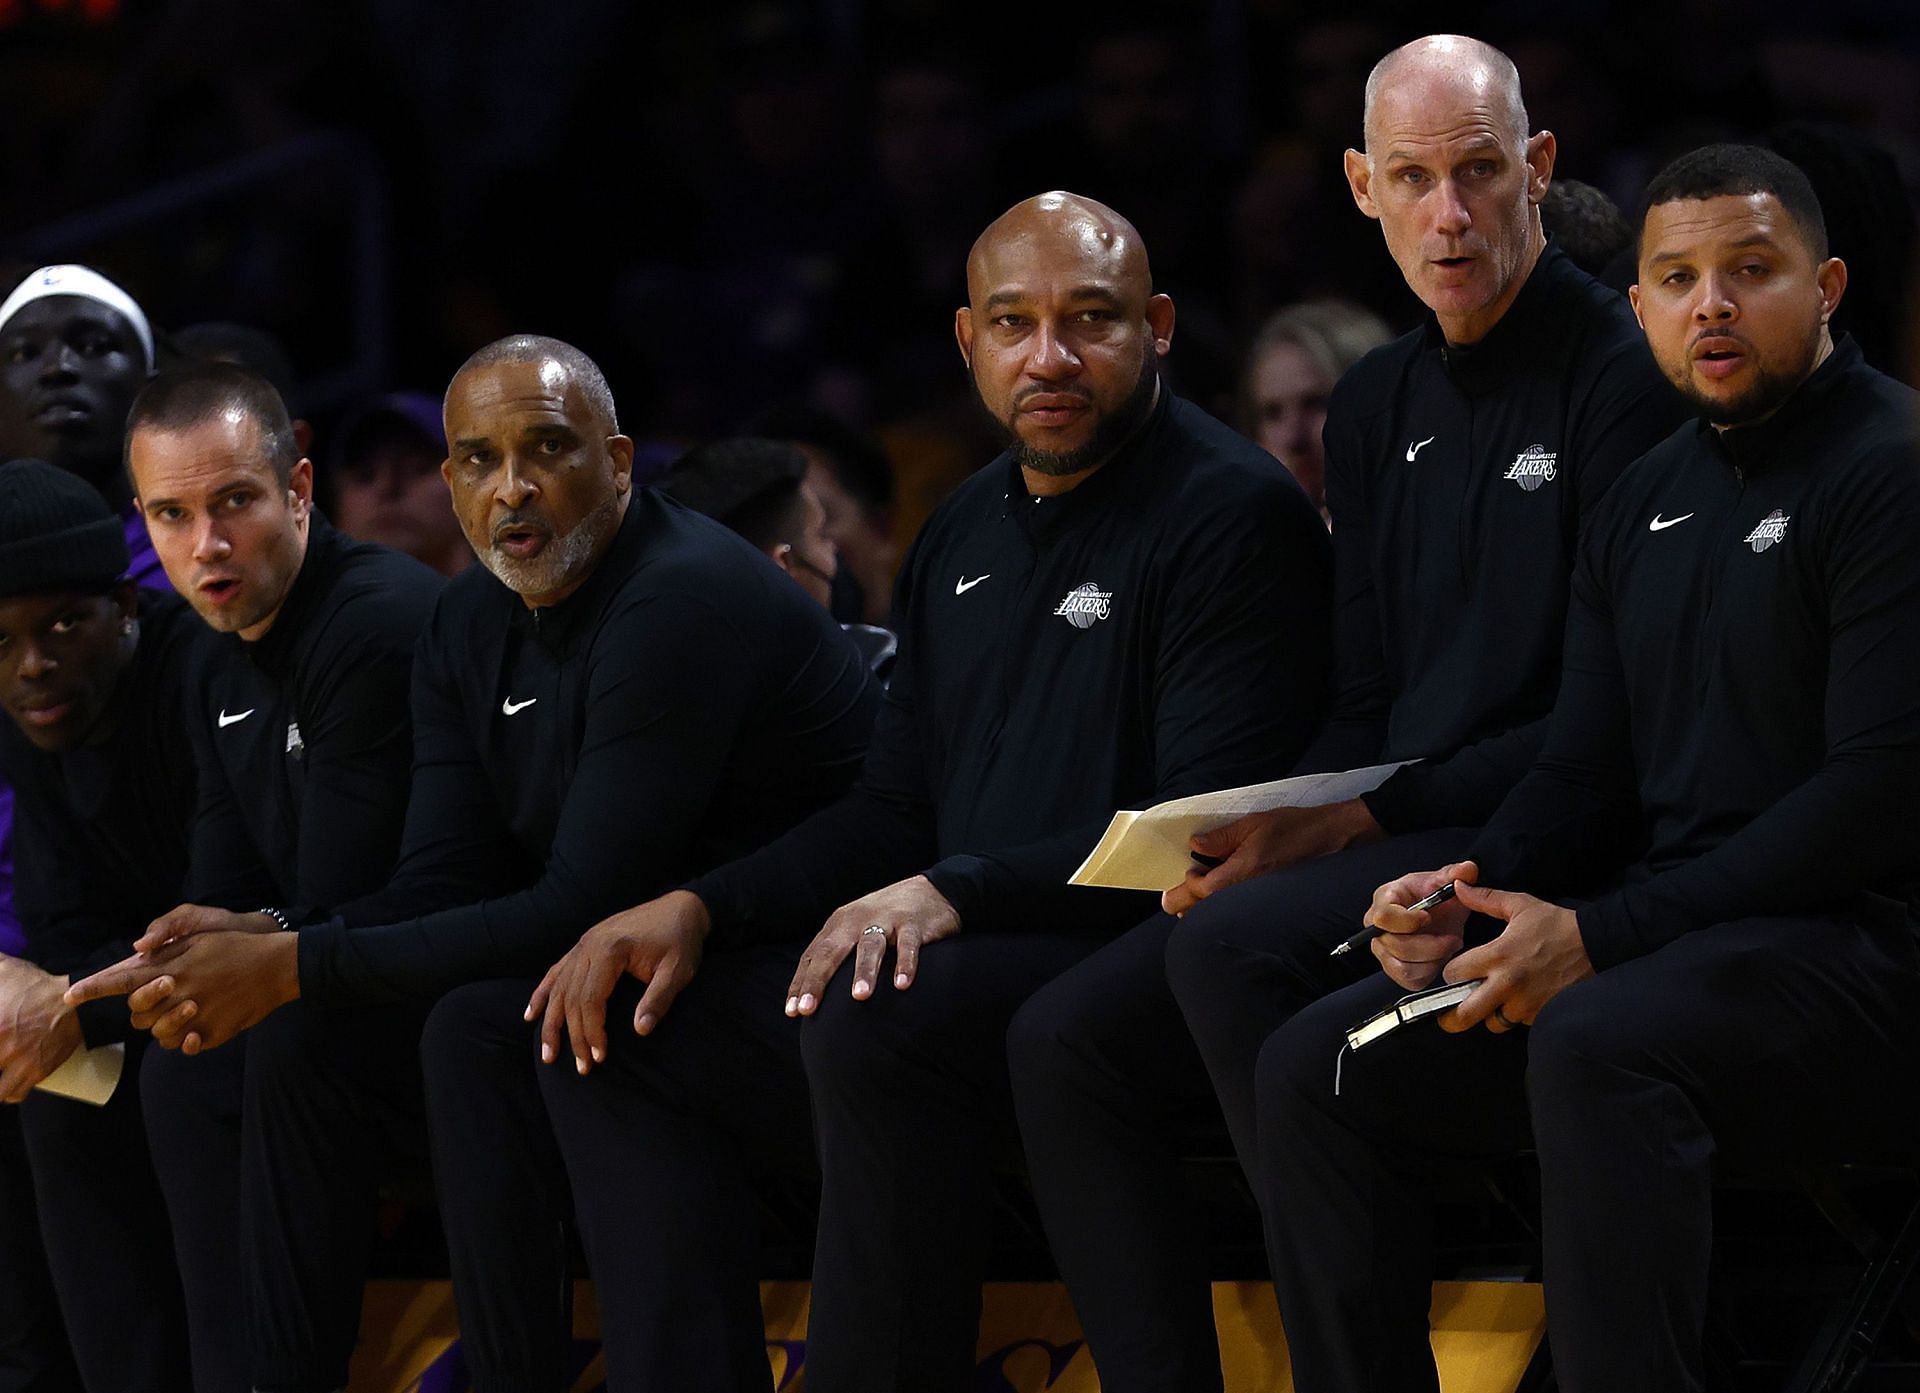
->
[421, 947, 807, 1393]
[0, 1107, 80, 1393]
[1258, 910, 1920, 1393]
[142, 1039, 247, 1393]
[18, 1037, 190, 1393]
[144, 1003, 426, 1393]
[1009, 831, 1466, 1393]
[800, 931, 1102, 1393]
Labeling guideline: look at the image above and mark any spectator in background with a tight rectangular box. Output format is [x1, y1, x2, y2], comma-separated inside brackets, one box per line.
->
[753, 402, 900, 625]
[1540, 178, 1633, 283]
[661, 436, 897, 680]
[1242, 300, 1391, 522]
[327, 392, 470, 577]
[0, 266, 161, 587]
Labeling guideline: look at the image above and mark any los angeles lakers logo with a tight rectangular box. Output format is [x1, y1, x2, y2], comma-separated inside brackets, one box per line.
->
[1053, 582, 1114, 629]
[1745, 509, 1790, 553]
[1504, 444, 1558, 492]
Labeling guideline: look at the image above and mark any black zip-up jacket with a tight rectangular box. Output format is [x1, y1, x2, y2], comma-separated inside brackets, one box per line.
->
[0, 591, 205, 1046]
[1299, 243, 1687, 832]
[295, 492, 880, 1005]
[690, 391, 1334, 943]
[185, 517, 443, 919]
[1469, 339, 1920, 967]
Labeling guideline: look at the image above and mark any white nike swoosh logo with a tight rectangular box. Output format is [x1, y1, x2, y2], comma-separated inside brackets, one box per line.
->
[1405, 436, 1436, 462]
[502, 697, 539, 716]
[217, 708, 254, 728]
[1649, 513, 1696, 532]
[955, 575, 991, 595]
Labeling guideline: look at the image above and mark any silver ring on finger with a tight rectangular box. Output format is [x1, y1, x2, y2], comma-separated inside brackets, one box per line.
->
[1493, 1005, 1519, 1029]
[861, 924, 887, 938]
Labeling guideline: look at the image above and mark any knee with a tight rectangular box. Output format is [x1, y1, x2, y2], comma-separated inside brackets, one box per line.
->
[1004, 975, 1091, 1100]
[799, 970, 924, 1098]
[1163, 905, 1238, 1010]
[421, 980, 533, 1087]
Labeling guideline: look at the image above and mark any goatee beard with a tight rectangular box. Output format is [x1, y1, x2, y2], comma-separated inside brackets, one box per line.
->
[987, 349, 1160, 479]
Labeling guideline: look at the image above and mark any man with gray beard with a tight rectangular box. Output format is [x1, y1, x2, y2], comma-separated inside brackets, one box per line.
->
[72, 336, 880, 1393]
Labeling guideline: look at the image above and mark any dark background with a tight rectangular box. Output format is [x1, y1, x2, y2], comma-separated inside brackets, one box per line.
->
[4, 0, 1916, 516]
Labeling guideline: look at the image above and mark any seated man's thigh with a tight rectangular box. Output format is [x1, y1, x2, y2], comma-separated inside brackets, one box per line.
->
[1171, 827, 1477, 1008]
[803, 932, 1103, 1103]
[1528, 911, 1920, 1160]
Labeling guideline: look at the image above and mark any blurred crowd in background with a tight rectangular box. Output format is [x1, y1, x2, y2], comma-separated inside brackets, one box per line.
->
[3, 0, 1917, 617]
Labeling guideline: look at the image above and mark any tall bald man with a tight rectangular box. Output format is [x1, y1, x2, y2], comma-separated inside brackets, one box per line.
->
[1004, 38, 1687, 1392]
[516, 193, 1331, 1391]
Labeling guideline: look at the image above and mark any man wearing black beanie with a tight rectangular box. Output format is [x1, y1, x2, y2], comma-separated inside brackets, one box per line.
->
[0, 459, 205, 1392]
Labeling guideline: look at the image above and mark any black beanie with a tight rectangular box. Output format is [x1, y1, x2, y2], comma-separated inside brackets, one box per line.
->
[0, 459, 131, 598]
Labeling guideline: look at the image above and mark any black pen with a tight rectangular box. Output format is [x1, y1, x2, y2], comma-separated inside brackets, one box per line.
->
[1328, 881, 1456, 958]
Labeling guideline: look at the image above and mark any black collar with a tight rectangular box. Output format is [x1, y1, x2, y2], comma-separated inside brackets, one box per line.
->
[1703, 335, 1863, 476]
[246, 514, 341, 677]
[993, 384, 1172, 541]
[506, 491, 651, 652]
[1422, 241, 1571, 397]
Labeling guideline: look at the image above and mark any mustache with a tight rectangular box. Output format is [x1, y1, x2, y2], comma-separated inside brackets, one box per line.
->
[1011, 384, 1093, 410]
[489, 511, 550, 542]
[1689, 329, 1754, 353]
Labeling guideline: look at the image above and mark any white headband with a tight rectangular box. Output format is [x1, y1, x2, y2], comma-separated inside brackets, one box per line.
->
[0, 264, 155, 371]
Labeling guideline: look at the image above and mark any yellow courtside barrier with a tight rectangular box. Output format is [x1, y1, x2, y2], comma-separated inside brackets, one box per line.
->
[351, 1278, 1546, 1391]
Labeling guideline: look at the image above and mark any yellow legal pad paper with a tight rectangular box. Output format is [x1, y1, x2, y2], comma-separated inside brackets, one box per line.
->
[1069, 762, 1412, 891]
[34, 1042, 125, 1106]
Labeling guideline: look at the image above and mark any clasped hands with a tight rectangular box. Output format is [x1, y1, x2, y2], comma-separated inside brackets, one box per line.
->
[1366, 859, 1595, 1032]
[529, 874, 960, 1077]
[62, 906, 300, 1054]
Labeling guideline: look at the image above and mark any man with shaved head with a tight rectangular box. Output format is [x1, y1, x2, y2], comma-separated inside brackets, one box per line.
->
[71, 336, 880, 1391]
[518, 192, 1330, 1389]
[997, 37, 1686, 1393]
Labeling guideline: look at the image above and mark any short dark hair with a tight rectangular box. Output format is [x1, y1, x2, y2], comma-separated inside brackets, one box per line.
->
[1639, 143, 1829, 260]
[660, 437, 810, 551]
[1542, 179, 1632, 277]
[123, 362, 302, 489]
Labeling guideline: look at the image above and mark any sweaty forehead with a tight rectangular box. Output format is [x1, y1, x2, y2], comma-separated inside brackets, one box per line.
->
[448, 359, 590, 431]
[970, 221, 1142, 304]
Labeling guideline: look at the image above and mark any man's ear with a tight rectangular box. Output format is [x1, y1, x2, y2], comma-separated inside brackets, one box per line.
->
[288, 458, 314, 518]
[1815, 256, 1849, 324]
[1344, 148, 1380, 220]
[954, 306, 974, 371]
[1627, 282, 1646, 330]
[1525, 129, 1557, 204]
[110, 578, 139, 626]
[769, 542, 797, 578]
[607, 434, 636, 495]
[1146, 294, 1176, 355]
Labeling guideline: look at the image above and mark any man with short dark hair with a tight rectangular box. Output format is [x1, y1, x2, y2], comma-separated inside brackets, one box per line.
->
[510, 192, 1331, 1392]
[1017, 36, 1686, 1392]
[1262, 143, 1920, 1393]
[662, 437, 896, 677]
[73, 335, 879, 1393]
[0, 459, 200, 1393]
[118, 361, 444, 1393]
